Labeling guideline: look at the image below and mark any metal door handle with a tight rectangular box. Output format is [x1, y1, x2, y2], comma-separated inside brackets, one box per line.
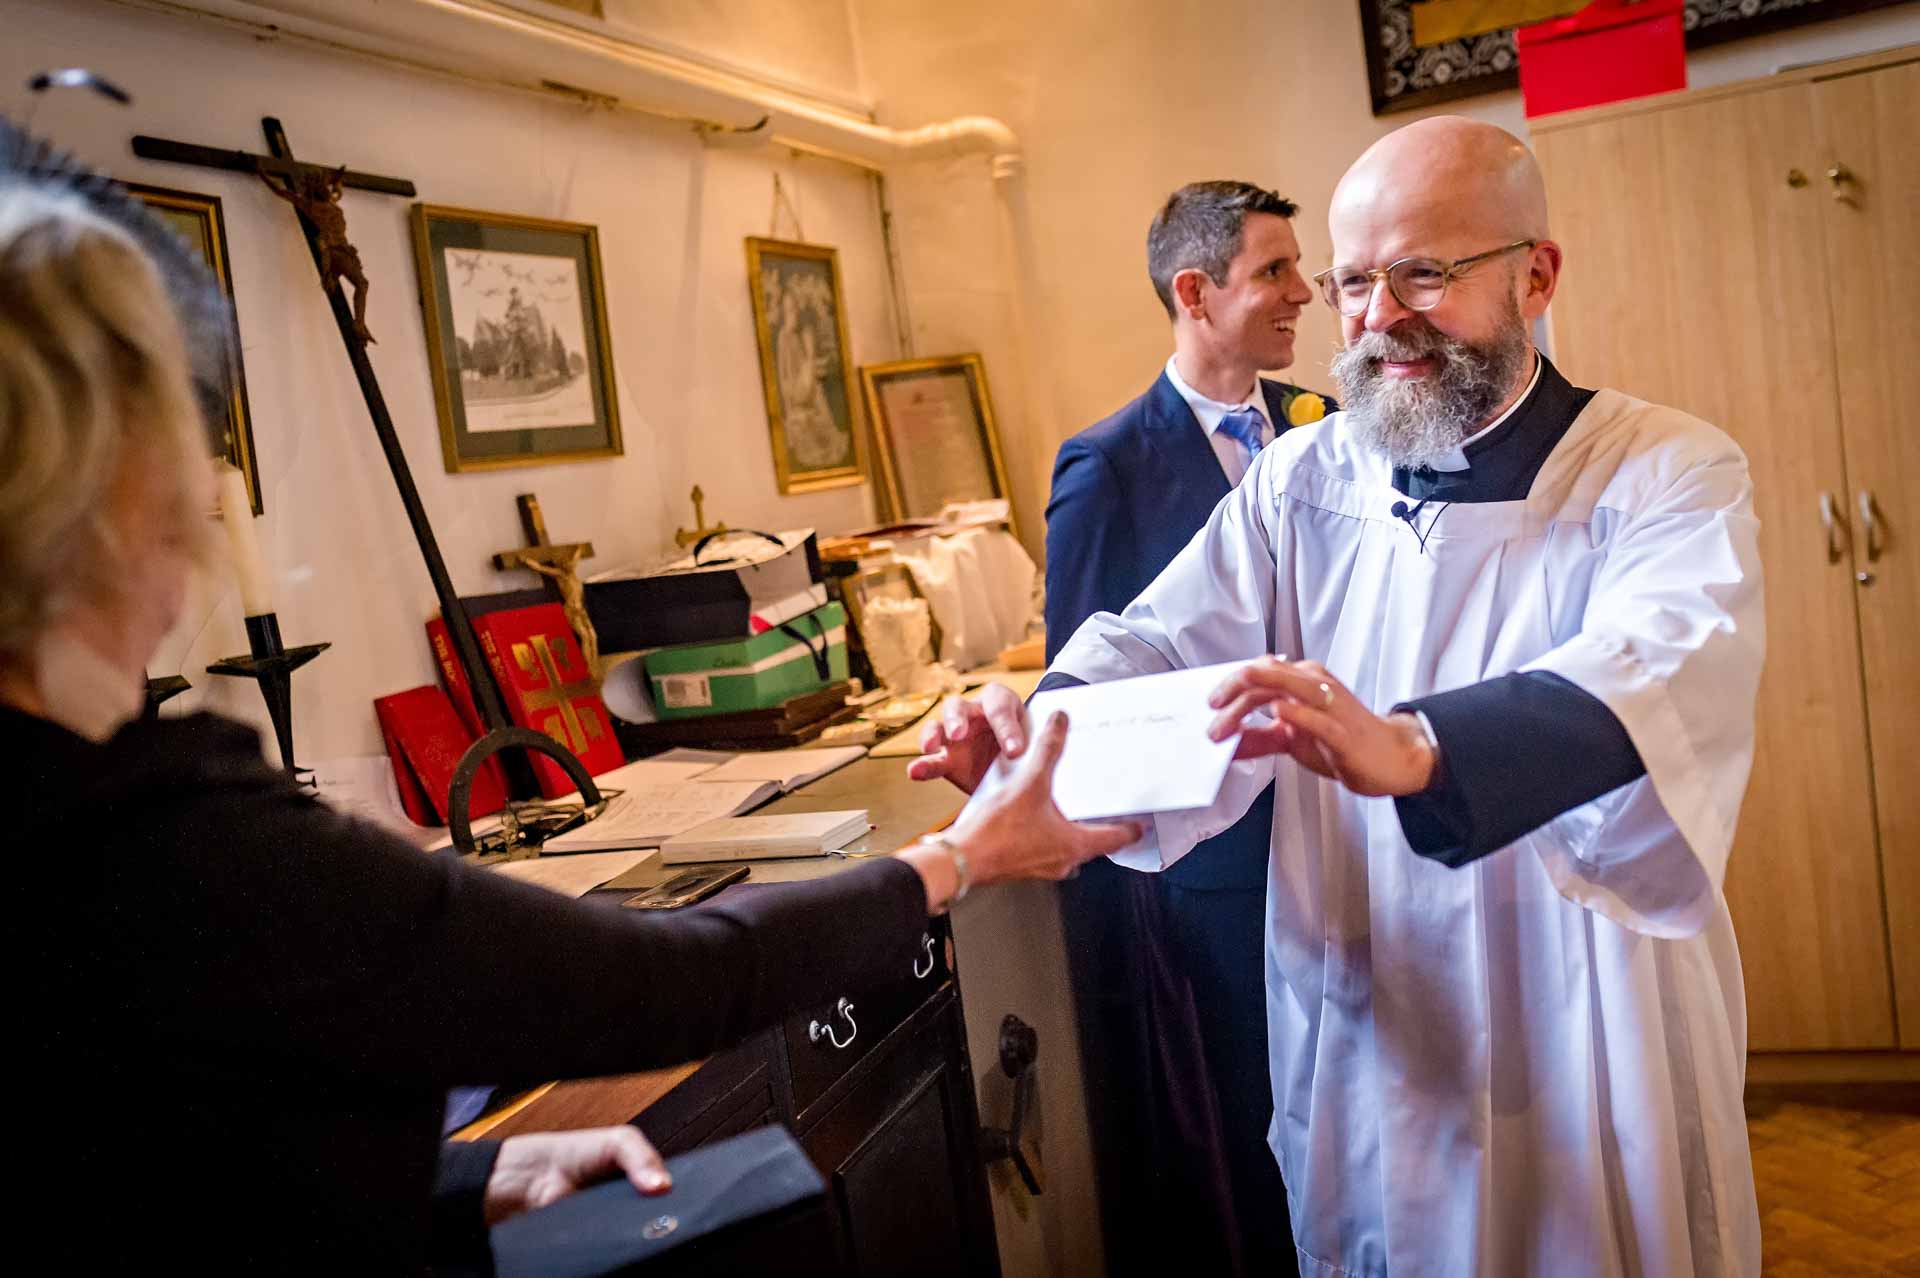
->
[808, 997, 857, 1050]
[1819, 492, 1849, 564]
[1857, 490, 1882, 563]
[1828, 163, 1856, 202]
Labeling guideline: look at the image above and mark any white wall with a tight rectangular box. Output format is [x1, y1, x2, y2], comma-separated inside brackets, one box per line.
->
[4, 0, 904, 763]
[858, 0, 1920, 556]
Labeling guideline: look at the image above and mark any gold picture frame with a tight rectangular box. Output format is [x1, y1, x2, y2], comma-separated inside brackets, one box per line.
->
[125, 181, 262, 514]
[411, 204, 623, 473]
[858, 354, 1013, 535]
[745, 237, 866, 494]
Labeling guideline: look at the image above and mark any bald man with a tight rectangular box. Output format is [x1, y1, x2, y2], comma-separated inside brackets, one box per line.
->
[920, 118, 1764, 1275]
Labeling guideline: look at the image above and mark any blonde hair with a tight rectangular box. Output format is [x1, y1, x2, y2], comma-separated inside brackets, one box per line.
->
[0, 182, 216, 658]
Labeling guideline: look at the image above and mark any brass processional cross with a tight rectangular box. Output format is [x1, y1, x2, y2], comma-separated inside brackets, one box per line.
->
[133, 119, 601, 855]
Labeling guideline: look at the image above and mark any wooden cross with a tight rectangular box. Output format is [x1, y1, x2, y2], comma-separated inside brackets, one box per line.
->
[492, 493, 602, 672]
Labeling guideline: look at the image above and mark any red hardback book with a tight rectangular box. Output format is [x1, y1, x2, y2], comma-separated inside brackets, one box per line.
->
[373, 685, 509, 824]
[427, 616, 485, 738]
[470, 603, 626, 799]
[425, 615, 510, 804]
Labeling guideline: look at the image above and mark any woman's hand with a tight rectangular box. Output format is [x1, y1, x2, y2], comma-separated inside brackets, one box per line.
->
[484, 1126, 671, 1226]
[902, 709, 1142, 910]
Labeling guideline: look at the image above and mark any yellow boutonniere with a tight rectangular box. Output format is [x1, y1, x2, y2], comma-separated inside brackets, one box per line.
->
[1286, 391, 1327, 426]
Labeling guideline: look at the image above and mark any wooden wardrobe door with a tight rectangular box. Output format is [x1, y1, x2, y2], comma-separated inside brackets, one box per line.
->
[1815, 58, 1920, 1048]
[1536, 82, 1895, 1049]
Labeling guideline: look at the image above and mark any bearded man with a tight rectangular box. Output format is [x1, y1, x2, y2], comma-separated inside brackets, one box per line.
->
[918, 117, 1764, 1276]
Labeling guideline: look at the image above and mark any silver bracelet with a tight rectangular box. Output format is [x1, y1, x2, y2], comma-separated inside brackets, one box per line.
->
[924, 835, 970, 911]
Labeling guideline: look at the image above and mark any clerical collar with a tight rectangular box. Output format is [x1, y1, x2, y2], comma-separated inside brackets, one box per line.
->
[1164, 354, 1274, 439]
[1427, 352, 1541, 473]
[1394, 354, 1596, 504]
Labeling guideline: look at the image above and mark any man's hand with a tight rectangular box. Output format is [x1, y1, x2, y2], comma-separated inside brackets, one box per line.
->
[484, 1126, 671, 1227]
[1205, 657, 1437, 798]
[906, 683, 1030, 794]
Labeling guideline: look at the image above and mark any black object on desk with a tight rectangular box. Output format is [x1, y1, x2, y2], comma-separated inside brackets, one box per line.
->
[491, 1124, 831, 1277]
[621, 866, 749, 910]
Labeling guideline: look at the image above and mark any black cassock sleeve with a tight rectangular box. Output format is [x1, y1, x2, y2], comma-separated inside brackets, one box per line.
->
[1395, 671, 1646, 867]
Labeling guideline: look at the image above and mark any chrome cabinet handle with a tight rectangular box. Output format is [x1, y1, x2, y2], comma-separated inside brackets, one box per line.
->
[913, 933, 936, 979]
[808, 997, 857, 1050]
[1819, 492, 1849, 565]
[1857, 490, 1882, 563]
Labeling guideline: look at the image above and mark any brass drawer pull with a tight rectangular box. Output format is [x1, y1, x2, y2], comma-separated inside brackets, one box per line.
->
[808, 997, 857, 1050]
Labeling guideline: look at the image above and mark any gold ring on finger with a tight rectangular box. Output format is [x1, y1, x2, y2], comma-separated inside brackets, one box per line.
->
[1318, 681, 1334, 709]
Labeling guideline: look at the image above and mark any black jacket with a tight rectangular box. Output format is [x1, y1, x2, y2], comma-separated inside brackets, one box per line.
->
[18, 707, 926, 1270]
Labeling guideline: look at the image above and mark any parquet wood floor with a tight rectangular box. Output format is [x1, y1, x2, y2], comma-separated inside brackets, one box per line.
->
[1747, 1085, 1920, 1275]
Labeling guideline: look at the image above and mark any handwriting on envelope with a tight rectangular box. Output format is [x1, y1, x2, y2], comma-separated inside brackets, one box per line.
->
[963, 660, 1252, 822]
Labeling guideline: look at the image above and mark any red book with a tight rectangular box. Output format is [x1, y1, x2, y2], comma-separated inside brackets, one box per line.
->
[425, 615, 510, 803]
[426, 616, 485, 738]
[373, 685, 509, 824]
[470, 603, 625, 799]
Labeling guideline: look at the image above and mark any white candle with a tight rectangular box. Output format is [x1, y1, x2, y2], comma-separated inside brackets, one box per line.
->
[216, 462, 273, 616]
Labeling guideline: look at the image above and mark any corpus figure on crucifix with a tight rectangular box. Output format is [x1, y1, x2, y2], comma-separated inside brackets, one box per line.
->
[493, 493, 601, 673]
[259, 165, 375, 344]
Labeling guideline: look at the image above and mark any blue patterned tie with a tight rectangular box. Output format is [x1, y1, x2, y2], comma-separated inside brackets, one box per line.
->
[1217, 407, 1267, 459]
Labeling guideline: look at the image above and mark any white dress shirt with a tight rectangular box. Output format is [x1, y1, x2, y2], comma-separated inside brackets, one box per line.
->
[1165, 355, 1274, 487]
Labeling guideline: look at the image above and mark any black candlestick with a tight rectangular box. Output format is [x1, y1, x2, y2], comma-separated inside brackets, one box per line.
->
[207, 612, 328, 782]
[142, 672, 191, 719]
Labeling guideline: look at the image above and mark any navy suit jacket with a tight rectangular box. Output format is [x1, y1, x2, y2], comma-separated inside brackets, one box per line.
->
[1044, 372, 1329, 891]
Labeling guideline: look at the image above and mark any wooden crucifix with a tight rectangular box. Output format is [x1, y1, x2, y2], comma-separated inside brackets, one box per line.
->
[491, 493, 601, 673]
[134, 118, 602, 850]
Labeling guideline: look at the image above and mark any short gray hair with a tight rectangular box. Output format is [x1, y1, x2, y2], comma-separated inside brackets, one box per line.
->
[1147, 181, 1299, 319]
[0, 182, 215, 657]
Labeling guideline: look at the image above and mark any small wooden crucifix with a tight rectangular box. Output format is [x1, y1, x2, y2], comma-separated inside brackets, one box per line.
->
[492, 493, 601, 673]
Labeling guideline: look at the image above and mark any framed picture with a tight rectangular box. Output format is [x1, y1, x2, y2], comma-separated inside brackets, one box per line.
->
[411, 205, 622, 472]
[858, 354, 1012, 532]
[125, 181, 262, 513]
[745, 237, 866, 494]
[1361, 0, 1906, 115]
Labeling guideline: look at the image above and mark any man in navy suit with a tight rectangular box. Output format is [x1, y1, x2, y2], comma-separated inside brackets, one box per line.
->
[1044, 182, 1329, 1277]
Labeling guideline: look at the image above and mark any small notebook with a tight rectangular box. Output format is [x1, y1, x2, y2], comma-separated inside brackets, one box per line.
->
[659, 809, 871, 864]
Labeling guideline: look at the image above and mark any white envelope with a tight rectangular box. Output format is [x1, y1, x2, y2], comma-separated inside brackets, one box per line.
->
[961, 660, 1250, 822]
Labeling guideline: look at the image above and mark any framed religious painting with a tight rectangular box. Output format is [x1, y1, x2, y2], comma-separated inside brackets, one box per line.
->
[1361, 0, 1907, 115]
[125, 181, 262, 513]
[858, 354, 1013, 534]
[745, 237, 866, 494]
[411, 205, 623, 472]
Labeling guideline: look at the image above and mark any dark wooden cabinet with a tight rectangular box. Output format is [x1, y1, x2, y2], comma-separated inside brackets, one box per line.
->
[483, 916, 1002, 1276]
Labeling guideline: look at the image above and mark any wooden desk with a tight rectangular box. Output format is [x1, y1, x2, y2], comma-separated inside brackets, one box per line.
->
[457, 756, 1002, 1276]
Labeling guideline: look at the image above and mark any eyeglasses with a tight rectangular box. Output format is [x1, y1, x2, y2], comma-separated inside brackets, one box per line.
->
[1313, 240, 1536, 318]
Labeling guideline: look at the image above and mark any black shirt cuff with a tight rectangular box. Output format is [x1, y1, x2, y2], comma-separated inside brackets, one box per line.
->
[1394, 670, 1646, 867]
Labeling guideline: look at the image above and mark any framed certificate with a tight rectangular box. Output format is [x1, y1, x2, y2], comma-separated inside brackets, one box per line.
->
[858, 354, 1012, 533]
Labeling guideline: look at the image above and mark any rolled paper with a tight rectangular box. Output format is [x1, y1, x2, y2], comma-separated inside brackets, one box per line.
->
[216, 462, 273, 616]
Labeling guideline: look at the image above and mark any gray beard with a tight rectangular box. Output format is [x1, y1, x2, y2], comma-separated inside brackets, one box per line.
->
[1330, 305, 1533, 470]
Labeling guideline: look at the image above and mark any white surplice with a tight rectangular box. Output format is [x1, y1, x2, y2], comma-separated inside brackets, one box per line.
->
[1052, 390, 1765, 1277]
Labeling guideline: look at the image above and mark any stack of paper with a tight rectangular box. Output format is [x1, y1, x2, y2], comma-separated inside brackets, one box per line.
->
[659, 810, 871, 864]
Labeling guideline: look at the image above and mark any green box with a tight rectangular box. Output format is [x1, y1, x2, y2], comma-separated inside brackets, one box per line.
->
[645, 603, 848, 720]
